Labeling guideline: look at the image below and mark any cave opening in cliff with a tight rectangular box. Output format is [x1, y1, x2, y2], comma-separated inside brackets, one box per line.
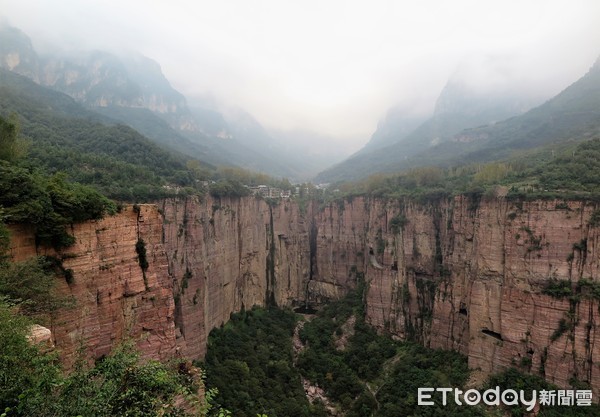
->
[481, 328, 503, 341]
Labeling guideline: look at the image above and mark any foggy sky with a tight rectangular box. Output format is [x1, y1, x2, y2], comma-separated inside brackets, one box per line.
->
[1, 0, 600, 151]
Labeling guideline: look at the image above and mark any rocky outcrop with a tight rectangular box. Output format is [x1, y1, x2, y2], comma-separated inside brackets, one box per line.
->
[26, 324, 54, 350]
[9, 194, 600, 397]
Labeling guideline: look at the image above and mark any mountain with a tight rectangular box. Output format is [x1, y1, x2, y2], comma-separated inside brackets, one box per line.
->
[317, 67, 545, 182]
[0, 26, 196, 130]
[183, 107, 298, 178]
[358, 105, 426, 153]
[447, 57, 600, 157]
[392, 56, 600, 171]
[0, 25, 329, 180]
[0, 68, 209, 200]
[0, 25, 40, 81]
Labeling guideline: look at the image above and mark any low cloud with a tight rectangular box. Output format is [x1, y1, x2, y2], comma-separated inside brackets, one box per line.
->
[2, 0, 599, 151]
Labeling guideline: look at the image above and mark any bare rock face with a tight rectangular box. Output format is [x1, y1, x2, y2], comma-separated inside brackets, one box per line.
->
[315, 196, 600, 396]
[9, 194, 600, 397]
[158, 196, 311, 358]
[10, 205, 177, 367]
[26, 324, 54, 351]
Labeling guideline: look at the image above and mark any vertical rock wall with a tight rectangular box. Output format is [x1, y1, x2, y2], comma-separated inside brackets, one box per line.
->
[313, 196, 600, 396]
[9, 194, 600, 396]
[158, 196, 311, 358]
[9, 205, 176, 367]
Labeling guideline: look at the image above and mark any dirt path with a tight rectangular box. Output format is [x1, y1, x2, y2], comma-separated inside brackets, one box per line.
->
[292, 316, 340, 416]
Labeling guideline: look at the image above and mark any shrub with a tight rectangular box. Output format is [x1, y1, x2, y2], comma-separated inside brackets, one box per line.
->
[389, 214, 408, 233]
[135, 238, 149, 272]
[542, 279, 572, 298]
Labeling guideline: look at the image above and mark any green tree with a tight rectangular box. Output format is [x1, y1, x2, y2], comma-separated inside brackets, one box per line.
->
[0, 257, 73, 317]
[0, 114, 26, 162]
[0, 301, 61, 416]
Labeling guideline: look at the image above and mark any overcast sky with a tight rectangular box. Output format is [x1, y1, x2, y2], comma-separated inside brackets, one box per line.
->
[1, 0, 600, 150]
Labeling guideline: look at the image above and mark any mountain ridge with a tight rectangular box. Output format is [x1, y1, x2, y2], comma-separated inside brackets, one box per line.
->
[0, 25, 323, 180]
[317, 56, 600, 183]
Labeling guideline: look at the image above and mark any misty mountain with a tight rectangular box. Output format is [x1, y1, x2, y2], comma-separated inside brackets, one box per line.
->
[0, 25, 318, 180]
[318, 74, 543, 182]
[0, 26, 197, 130]
[186, 95, 232, 138]
[437, 56, 600, 161]
[209, 109, 351, 180]
[0, 25, 40, 81]
[358, 105, 426, 153]
[319, 57, 600, 182]
[0, 68, 209, 199]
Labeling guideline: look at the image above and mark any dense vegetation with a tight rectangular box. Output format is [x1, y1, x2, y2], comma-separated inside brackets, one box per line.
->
[0, 69, 209, 201]
[0, 70, 297, 201]
[326, 138, 600, 203]
[202, 307, 325, 417]
[536, 139, 600, 193]
[0, 115, 116, 248]
[0, 306, 206, 417]
[203, 284, 600, 416]
[297, 283, 482, 417]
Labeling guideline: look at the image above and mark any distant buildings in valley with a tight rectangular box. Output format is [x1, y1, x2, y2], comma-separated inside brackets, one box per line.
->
[248, 185, 292, 199]
[192, 180, 331, 200]
[247, 183, 331, 199]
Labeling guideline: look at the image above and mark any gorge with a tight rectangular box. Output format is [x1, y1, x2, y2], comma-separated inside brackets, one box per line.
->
[9, 194, 600, 397]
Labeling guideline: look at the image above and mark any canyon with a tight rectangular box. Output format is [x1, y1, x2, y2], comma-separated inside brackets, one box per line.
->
[8, 195, 600, 397]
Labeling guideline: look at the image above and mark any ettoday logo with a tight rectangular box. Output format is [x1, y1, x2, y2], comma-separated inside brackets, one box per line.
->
[417, 387, 593, 411]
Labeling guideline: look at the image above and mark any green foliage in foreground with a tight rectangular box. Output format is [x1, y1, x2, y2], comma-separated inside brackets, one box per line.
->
[0, 299, 207, 417]
[0, 300, 61, 417]
[0, 237, 208, 416]
[0, 256, 73, 316]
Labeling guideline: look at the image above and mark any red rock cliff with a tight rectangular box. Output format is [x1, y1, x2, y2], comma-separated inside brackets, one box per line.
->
[9, 194, 600, 397]
[313, 196, 600, 397]
[9, 204, 176, 367]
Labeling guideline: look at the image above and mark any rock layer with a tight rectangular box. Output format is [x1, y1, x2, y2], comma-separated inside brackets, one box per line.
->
[313, 196, 600, 396]
[9, 195, 600, 396]
[10, 204, 176, 367]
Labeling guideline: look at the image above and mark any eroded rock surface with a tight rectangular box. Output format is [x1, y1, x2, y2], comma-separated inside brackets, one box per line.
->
[9, 195, 600, 396]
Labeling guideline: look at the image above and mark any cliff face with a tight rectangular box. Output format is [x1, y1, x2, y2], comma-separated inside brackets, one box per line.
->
[9, 195, 600, 396]
[9, 205, 176, 367]
[314, 196, 600, 395]
[158, 196, 311, 358]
